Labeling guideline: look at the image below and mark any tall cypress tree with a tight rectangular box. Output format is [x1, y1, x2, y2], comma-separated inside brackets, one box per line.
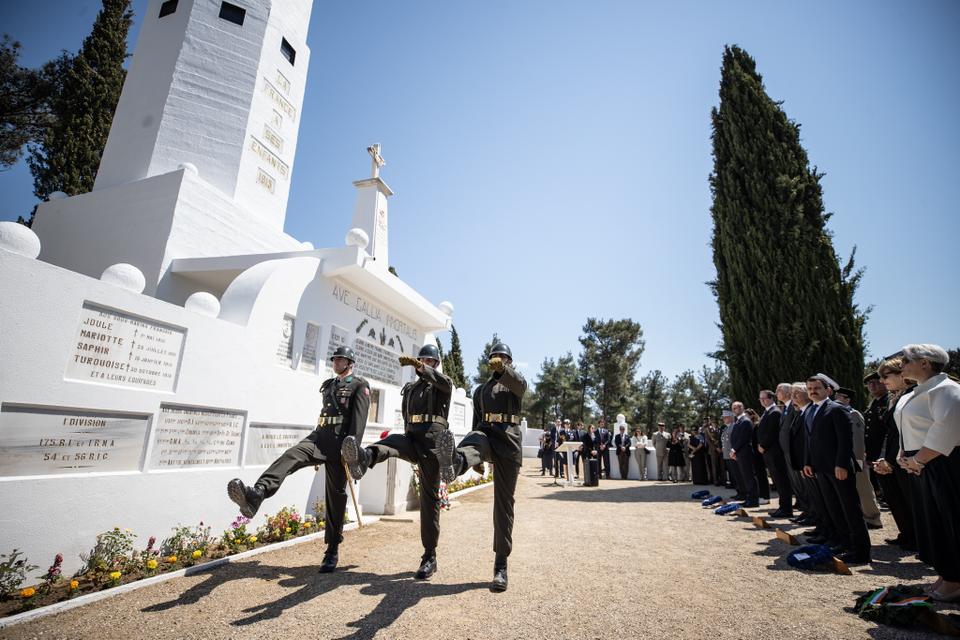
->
[27, 0, 132, 212]
[442, 325, 468, 390]
[709, 45, 867, 408]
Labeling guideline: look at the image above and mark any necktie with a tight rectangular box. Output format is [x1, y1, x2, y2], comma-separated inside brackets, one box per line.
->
[804, 404, 817, 432]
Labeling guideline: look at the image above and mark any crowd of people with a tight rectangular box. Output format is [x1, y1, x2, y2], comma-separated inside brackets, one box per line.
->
[536, 343, 960, 598]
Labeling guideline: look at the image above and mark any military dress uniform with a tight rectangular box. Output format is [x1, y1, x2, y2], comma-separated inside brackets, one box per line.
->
[228, 349, 370, 565]
[364, 363, 454, 557]
[452, 345, 526, 590]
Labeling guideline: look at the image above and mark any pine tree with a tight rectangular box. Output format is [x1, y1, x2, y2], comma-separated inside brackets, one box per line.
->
[473, 333, 499, 387]
[709, 45, 867, 408]
[27, 0, 132, 214]
[441, 325, 468, 390]
[577, 318, 645, 421]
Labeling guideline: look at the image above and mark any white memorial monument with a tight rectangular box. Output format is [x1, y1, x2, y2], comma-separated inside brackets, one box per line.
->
[0, 0, 471, 575]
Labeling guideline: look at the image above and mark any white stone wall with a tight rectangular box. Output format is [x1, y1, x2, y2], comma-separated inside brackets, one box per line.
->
[0, 248, 469, 575]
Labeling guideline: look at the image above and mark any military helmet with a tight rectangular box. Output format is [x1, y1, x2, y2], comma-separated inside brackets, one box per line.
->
[330, 346, 356, 363]
[418, 344, 441, 361]
[488, 342, 512, 359]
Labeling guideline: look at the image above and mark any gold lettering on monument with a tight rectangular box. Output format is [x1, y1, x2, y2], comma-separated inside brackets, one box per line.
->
[250, 137, 289, 180]
[275, 70, 291, 95]
[256, 169, 276, 193]
[262, 79, 296, 120]
[263, 125, 283, 152]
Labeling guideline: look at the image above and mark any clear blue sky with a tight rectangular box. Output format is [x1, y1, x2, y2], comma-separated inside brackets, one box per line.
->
[2, 1, 958, 386]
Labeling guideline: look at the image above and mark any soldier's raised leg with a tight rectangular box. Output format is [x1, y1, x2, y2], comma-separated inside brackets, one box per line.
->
[227, 437, 321, 518]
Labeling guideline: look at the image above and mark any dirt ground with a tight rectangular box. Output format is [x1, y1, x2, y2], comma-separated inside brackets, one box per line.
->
[2, 460, 956, 640]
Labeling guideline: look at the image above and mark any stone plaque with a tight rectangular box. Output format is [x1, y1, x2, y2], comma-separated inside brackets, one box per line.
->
[245, 424, 311, 466]
[0, 406, 149, 477]
[299, 322, 321, 373]
[65, 303, 185, 392]
[325, 324, 350, 366]
[450, 402, 467, 433]
[353, 338, 402, 386]
[276, 314, 294, 366]
[149, 405, 244, 469]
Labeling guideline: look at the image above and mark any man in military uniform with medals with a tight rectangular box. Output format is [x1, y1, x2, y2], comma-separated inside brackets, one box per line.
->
[340, 344, 457, 580]
[449, 341, 526, 591]
[226, 346, 370, 573]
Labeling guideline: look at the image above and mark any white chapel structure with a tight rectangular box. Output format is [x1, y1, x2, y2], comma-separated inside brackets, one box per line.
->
[0, 0, 470, 575]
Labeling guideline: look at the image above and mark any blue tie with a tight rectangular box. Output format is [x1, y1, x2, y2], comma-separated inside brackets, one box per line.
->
[804, 404, 817, 433]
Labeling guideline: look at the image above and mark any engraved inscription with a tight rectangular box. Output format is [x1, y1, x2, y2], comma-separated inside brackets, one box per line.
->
[149, 406, 243, 469]
[257, 168, 276, 193]
[0, 406, 149, 477]
[263, 125, 283, 153]
[245, 424, 311, 466]
[275, 70, 291, 95]
[250, 137, 289, 180]
[262, 79, 296, 120]
[65, 303, 185, 393]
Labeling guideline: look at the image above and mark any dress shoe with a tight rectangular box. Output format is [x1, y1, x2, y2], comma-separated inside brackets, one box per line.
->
[492, 564, 508, 592]
[341, 436, 371, 481]
[742, 501, 759, 508]
[806, 535, 828, 544]
[730, 494, 744, 501]
[866, 522, 883, 530]
[319, 547, 339, 573]
[435, 429, 458, 484]
[884, 536, 906, 546]
[415, 555, 437, 580]
[227, 479, 264, 518]
[838, 551, 871, 565]
[769, 509, 793, 519]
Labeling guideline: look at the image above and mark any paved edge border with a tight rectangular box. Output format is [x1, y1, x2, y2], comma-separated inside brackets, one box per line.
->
[0, 480, 493, 629]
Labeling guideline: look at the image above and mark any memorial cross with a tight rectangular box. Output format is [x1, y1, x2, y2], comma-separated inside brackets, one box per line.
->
[367, 144, 385, 178]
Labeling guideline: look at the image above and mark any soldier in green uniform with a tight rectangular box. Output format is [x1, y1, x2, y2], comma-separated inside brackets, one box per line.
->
[340, 344, 457, 580]
[450, 341, 526, 591]
[226, 346, 370, 573]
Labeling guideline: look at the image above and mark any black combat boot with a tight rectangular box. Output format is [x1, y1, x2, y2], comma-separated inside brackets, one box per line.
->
[491, 555, 508, 592]
[415, 551, 437, 580]
[435, 430, 457, 484]
[341, 436, 371, 481]
[319, 545, 339, 573]
[227, 479, 264, 518]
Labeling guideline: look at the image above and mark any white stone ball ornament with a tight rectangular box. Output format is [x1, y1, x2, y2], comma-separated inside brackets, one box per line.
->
[0, 222, 42, 259]
[47, 191, 68, 201]
[185, 291, 221, 317]
[438, 301, 454, 316]
[100, 263, 146, 293]
[345, 227, 369, 251]
[178, 162, 198, 175]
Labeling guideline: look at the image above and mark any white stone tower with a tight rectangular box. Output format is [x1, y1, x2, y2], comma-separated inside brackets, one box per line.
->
[32, 0, 314, 300]
[96, 0, 312, 228]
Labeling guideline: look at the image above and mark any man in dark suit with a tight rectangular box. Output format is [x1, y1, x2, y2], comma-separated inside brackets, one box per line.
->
[728, 401, 759, 507]
[580, 424, 601, 486]
[802, 374, 871, 564]
[757, 389, 792, 517]
[614, 424, 631, 479]
[597, 419, 612, 479]
[541, 420, 558, 476]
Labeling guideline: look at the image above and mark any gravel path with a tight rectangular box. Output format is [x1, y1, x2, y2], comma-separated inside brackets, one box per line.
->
[3, 461, 955, 640]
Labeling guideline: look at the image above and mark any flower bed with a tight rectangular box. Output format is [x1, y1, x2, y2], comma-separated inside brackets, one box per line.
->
[0, 507, 325, 619]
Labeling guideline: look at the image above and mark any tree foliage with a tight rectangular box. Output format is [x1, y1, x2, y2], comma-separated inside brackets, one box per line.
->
[708, 45, 867, 408]
[577, 318, 645, 421]
[441, 325, 469, 390]
[0, 36, 59, 170]
[27, 0, 132, 213]
[526, 353, 580, 427]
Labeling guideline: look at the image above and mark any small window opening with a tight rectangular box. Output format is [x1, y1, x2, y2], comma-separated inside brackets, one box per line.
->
[158, 0, 178, 18]
[281, 38, 296, 66]
[219, 2, 246, 26]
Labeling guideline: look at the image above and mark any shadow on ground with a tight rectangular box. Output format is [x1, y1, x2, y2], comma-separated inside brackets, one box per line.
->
[142, 560, 487, 639]
[532, 482, 720, 505]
